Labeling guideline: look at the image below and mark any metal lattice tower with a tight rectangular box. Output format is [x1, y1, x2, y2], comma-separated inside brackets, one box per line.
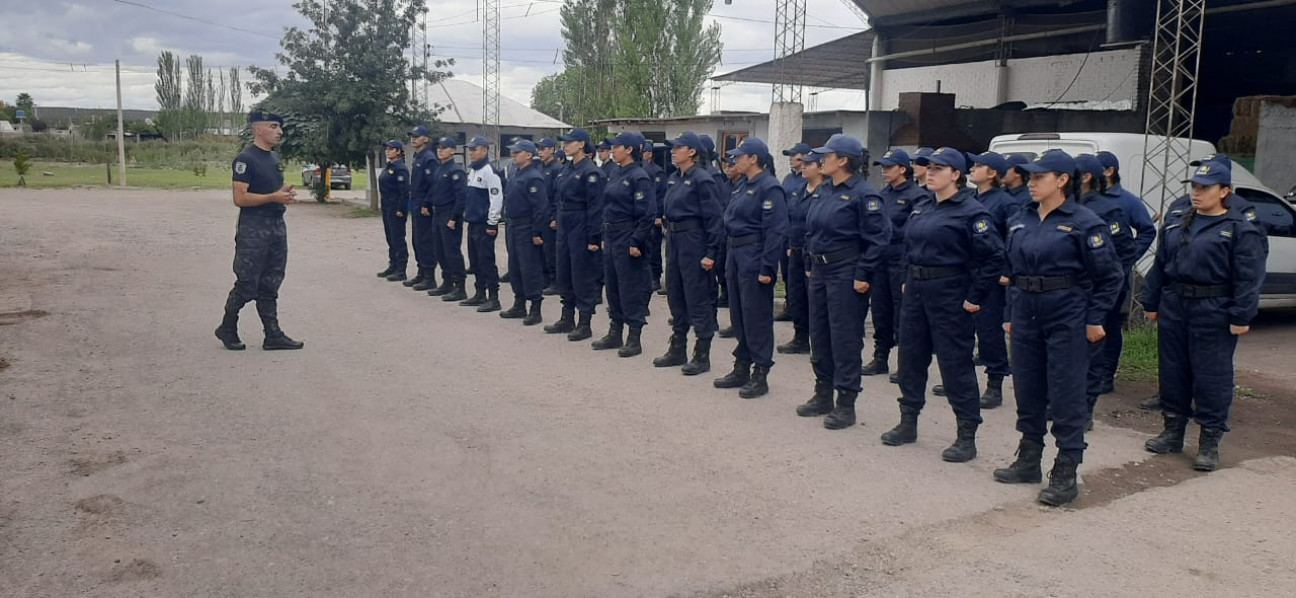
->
[772, 0, 807, 103]
[1139, 0, 1207, 214]
[412, 11, 430, 111]
[482, 0, 501, 146]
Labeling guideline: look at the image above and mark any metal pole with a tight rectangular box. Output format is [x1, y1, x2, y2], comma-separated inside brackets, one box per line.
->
[115, 59, 127, 187]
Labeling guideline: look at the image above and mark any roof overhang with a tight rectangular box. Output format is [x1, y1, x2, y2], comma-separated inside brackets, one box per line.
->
[713, 30, 875, 91]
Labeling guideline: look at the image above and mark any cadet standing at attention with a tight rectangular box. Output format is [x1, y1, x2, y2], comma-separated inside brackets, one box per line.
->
[965, 151, 1021, 408]
[376, 140, 410, 282]
[863, 148, 923, 378]
[459, 136, 505, 313]
[406, 126, 441, 292]
[598, 139, 616, 177]
[215, 110, 303, 351]
[777, 142, 812, 354]
[1002, 154, 1033, 206]
[592, 131, 657, 357]
[425, 137, 469, 302]
[775, 144, 809, 322]
[642, 142, 668, 294]
[499, 140, 550, 326]
[537, 138, 563, 295]
[544, 128, 605, 341]
[1095, 150, 1156, 396]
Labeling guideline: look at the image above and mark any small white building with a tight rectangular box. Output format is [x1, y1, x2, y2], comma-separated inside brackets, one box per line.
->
[428, 78, 570, 157]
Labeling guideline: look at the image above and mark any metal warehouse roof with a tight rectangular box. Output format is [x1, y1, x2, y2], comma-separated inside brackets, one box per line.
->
[713, 30, 875, 90]
[430, 78, 569, 130]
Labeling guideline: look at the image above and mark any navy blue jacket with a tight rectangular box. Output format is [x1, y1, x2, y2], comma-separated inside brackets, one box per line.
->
[974, 186, 1022, 239]
[1079, 190, 1138, 273]
[378, 159, 410, 213]
[1006, 183, 1031, 207]
[803, 174, 892, 283]
[553, 157, 606, 246]
[504, 162, 550, 232]
[1142, 210, 1265, 326]
[1164, 193, 1269, 255]
[1004, 198, 1124, 325]
[904, 189, 1006, 305]
[643, 160, 667, 220]
[724, 171, 788, 279]
[603, 162, 656, 250]
[430, 158, 468, 221]
[662, 164, 725, 261]
[1104, 183, 1157, 259]
[880, 180, 925, 245]
[542, 158, 564, 221]
[410, 148, 437, 211]
[786, 175, 819, 250]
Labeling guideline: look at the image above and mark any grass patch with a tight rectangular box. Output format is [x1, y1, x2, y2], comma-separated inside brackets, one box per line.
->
[0, 160, 231, 189]
[1118, 319, 1159, 382]
[345, 207, 381, 218]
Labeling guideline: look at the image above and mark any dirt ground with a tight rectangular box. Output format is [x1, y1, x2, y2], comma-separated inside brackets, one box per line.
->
[2, 188, 1294, 598]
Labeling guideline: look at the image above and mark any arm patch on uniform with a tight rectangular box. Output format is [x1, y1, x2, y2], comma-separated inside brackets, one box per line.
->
[235, 161, 247, 174]
[1110, 222, 1121, 235]
[635, 191, 645, 200]
[1245, 210, 1257, 222]
[397, 176, 405, 182]
[973, 219, 990, 233]
[867, 199, 882, 211]
[1088, 233, 1105, 248]
[453, 173, 461, 180]
[529, 186, 538, 193]
[762, 199, 773, 210]
[588, 174, 600, 183]
[490, 188, 500, 195]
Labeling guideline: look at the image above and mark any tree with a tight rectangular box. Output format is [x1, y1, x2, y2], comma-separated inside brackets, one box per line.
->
[13, 152, 31, 187]
[155, 51, 183, 140]
[183, 54, 207, 137]
[228, 67, 243, 119]
[15, 92, 34, 115]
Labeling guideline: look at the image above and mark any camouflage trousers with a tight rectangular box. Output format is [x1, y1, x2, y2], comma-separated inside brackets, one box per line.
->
[223, 214, 288, 328]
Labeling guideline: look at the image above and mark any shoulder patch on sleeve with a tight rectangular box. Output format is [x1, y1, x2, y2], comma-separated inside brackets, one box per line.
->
[1245, 209, 1257, 221]
[868, 199, 882, 211]
[973, 219, 990, 233]
[762, 199, 773, 210]
[588, 173, 600, 183]
[1220, 229, 1233, 238]
[490, 188, 500, 195]
[529, 186, 538, 194]
[1110, 221, 1122, 235]
[234, 161, 247, 174]
[452, 173, 461, 180]
[634, 191, 645, 200]
[1088, 233, 1106, 249]
[396, 175, 405, 182]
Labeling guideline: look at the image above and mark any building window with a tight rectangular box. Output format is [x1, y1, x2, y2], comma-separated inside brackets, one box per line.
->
[719, 131, 748, 155]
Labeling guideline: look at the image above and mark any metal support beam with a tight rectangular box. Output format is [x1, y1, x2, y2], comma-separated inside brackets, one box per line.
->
[772, 0, 807, 104]
[482, 0, 501, 148]
[412, 11, 429, 111]
[1139, 0, 1206, 216]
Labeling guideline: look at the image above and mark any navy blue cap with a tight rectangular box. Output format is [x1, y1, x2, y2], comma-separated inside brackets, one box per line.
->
[435, 136, 457, 149]
[914, 147, 935, 159]
[699, 134, 716, 155]
[1075, 154, 1106, 182]
[1185, 160, 1232, 186]
[969, 151, 1009, 175]
[1019, 149, 1077, 175]
[918, 147, 967, 171]
[247, 110, 283, 125]
[408, 125, 431, 138]
[873, 148, 911, 167]
[782, 142, 813, 156]
[671, 132, 705, 153]
[1004, 153, 1031, 168]
[609, 131, 640, 148]
[726, 137, 769, 158]
[1096, 151, 1120, 171]
[800, 151, 825, 164]
[558, 128, 591, 144]
[535, 137, 557, 149]
[812, 134, 864, 159]
[507, 139, 538, 154]
[383, 139, 404, 151]
[1190, 153, 1230, 167]
[466, 135, 490, 149]
[597, 138, 613, 150]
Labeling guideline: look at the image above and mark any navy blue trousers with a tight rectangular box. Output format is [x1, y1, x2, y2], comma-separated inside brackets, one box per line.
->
[466, 223, 498, 291]
[556, 211, 601, 314]
[649, 224, 664, 282]
[381, 209, 408, 270]
[542, 222, 557, 286]
[726, 243, 775, 368]
[974, 284, 1011, 377]
[432, 209, 465, 283]
[665, 228, 718, 338]
[807, 260, 868, 392]
[785, 248, 810, 334]
[897, 275, 982, 424]
[604, 227, 651, 327]
[411, 210, 439, 274]
[1102, 280, 1132, 380]
[1010, 287, 1091, 459]
[1157, 293, 1239, 431]
[869, 244, 906, 355]
[506, 221, 546, 302]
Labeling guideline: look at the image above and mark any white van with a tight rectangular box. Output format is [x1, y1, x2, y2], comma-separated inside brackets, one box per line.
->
[987, 132, 1296, 308]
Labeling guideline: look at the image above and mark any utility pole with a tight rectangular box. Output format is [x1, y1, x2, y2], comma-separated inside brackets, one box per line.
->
[482, 0, 501, 150]
[115, 59, 126, 188]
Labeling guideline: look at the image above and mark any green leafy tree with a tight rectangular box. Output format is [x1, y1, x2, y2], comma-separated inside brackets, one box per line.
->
[13, 152, 31, 187]
[15, 92, 34, 115]
[183, 54, 207, 137]
[155, 51, 183, 140]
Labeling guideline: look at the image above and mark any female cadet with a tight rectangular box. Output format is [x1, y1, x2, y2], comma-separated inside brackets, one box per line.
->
[992, 150, 1123, 507]
[912, 147, 934, 190]
[592, 132, 656, 357]
[702, 135, 732, 310]
[777, 143, 813, 355]
[966, 151, 1021, 408]
[712, 138, 788, 399]
[1142, 160, 1264, 472]
[1002, 154, 1032, 206]
[499, 139, 551, 326]
[863, 148, 924, 377]
[653, 132, 724, 376]
[544, 128, 605, 341]
[793, 135, 890, 428]
[880, 148, 1003, 462]
[377, 140, 410, 282]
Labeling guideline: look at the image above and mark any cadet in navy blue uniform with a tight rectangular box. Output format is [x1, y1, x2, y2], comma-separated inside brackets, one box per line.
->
[459, 136, 505, 313]
[712, 138, 788, 399]
[912, 147, 934, 191]
[794, 136, 891, 428]
[993, 150, 1123, 507]
[592, 132, 657, 358]
[406, 126, 440, 292]
[215, 110, 303, 351]
[1142, 160, 1265, 472]
[881, 148, 1003, 461]
[543, 128, 605, 341]
[1003, 153, 1032, 206]
[642, 143, 668, 293]
[597, 139, 616, 178]
[424, 137, 469, 301]
[376, 140, 410, 282]
[714, 155, 743, 336]
[864, 148, 923, 377]
[966, 151, 1021, 408]
[499, 140, 550, 326]
[536, 138, 562, 294]
[776, 142, 813, 352]
[653, 132, 724, 375]
[1095, 150, 1157, 395]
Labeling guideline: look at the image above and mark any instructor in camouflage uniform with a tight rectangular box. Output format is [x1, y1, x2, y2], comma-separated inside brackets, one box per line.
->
[214, 110, 304, 351]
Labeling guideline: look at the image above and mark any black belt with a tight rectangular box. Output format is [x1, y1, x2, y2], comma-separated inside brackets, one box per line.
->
[909, 265, 966, 280]
[1172, 283, 1230, 298]
[729, 233, 763, 248]
[1013, 275, 1077, 292]
[603, 220, 635, 232]
[667, 218, 701, 232]
[808, 247, 859, 265]
[560, 203, 587, 212]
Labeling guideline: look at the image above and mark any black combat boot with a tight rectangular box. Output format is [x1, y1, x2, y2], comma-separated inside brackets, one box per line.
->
[796, 381, 835, 417]
[385, 270, 407, 282]
[717, 325, 735, 339]
[1037, 453, 1080, 506]
[713, 359, 751, 388]
[1139, 394, 1164, 410]
[499, 297, 527, 319]
[993, 438, 1045, 484]
[261, 319, 304, 351]
[522, 299, 544, 326]
[460, 287, 487, 307]
[542, 284, 560, 296]
[880, 405, 920, 446]
[774, 305, 792, 322]
[403, 268, 425, 287]
[477, 288, 502, 313]
[568, 312, 593, 342]
[1193, 428, 1225, 472]
[980, 375, 1004, 409]
[653, 334, 688, 367]
[739, 365, 770, 399]
[617, 326, 643, 358]
[941, 420, 979, 463]
[1099, 376, 1115, 395]
[414, 272, 439, 291]
[823, 390, 857, 429]
[888, 372, 899, 384]
[861, 349, 890, 376]
[592, 322, 624, 351]
[426, 278, 453, 296]
[377, 265, 394, 278]
[776, 328, 810, 354]
[1145, 412, 1189, 454]
[681, 337, 712, 376]
[214, 312, 245, 351]
[441, 280, 467, 302]
[545, 305, 576, 334]
[932, 385, 946, 396]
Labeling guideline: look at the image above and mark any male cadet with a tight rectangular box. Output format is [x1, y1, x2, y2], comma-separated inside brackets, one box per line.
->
[537, 137, 563, 293]
[425, 137, 469, 301]
[215, 110, 303, 351]
[405, 125, 441, 292]
[460, 136, 505, 312]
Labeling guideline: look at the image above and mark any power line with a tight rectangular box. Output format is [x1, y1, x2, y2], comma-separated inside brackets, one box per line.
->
[109, 0, 279, 39]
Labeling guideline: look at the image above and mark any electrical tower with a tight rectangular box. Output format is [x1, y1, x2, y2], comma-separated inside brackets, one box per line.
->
[772, 0, 807, 103]
[412, 11, 430, 111]
[1139, 0, 1206, 215]
[482, 0, 501, 147]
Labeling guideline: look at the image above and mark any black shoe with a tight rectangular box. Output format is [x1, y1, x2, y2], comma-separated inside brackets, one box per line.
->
[215, 325, 245, 351]
[932, 384, 946, 397]
[1099, 377, 1115, 395]
[1038, 453, 1080, 507]
[460, 289, 487, 306]
[941, 420, 979, 463]
[652, 279, 662, 293]
[426, 279, 453, 296]
[738, 365, 770, 399]
[568, 312, 593, 341]
[263, 331, 304, 351]
[1193, 428, 1225, 472]
[477, 289, 502, 313]
[972, 353, 984, 367]
[657, 286, 668, 297]
[413, 276, 437, 292]
[403, 271, 425, 288]
[716, 292, 728, 307]
[522, 300, 544, 326]
[823, 391, 858, 429]
[796, 382, 835, 417]
[776, 333, 810, 355]
[386, 271, 407, 282]
[993, 439, 1044, 484]
[618, 326, 644, 358]
[592, 322, 624, 351]
[717, 326, 735, 339]
[499, 300, 527, 319]
[542, 285, 560, 296]
[441, 282, 467, 302]
[980, 375, 1004, 409]
[653, 334, 688, 367]
[544, 307, 575, 334]
[889, 372, 899, 384]
[1145, 412, 1188, 454]
[1139, 394, 1164, 410]
[681, 337, 712, 376]
[862, 354, 889, 376]
[713, 360, 751, 389]
[377, 266, 394, 278]
[880, 405, 919, 446]
[500, 270, 511, 283]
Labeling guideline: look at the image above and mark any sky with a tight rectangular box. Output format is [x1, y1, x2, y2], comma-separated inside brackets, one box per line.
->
[0, 0, 870, 119]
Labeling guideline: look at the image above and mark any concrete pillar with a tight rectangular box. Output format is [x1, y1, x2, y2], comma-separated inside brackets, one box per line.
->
[768, 101, 804, 179]
[869, 34, 885, 111]
[995, 63, 1010, 106]
[1255, 100, 1296, 197]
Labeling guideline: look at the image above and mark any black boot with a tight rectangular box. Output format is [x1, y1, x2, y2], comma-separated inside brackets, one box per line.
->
[385, 270, 407, 282]
[681, 337, 712, 376]
[739, 365, 770, 399]
[544, 306, 575, 334]
[499, 298, 527, 319]
[403, 269, 425, 287]
[522, 299, 544, 326]
[713, 359, 751, 388]
[618, 326, 643, 358]
[214, 312, 245, 351]
[796, 381, 835, 417]
[888, 372, 899, 384]
[980, 375, 1004, 409]
[426, 278, 453, 296]
[1139, 394, 1164, 411]
[441, 280, 467, 302]
[774, 306, 792, 322]
[862, 350, 890, 376]
[1145, 412, 1189, 454]
[777, 328, 810, 354]
[567, 312, 593, 341]
[377, 265, 394, 278]
[500, 270, 510, 283]
[993, 438, 1045, 484]
[460, 287, 487, 307]
[542, 284, 560, 296]
[477, 288, 502, 313]
[880, 405, 920, 446]
[717, 325, 735, 339]
[941, 420, 979, 463]
[932, 384, 946, 397]
[1099, 376, 1115, 395]
[1193, 428, 1225, 472]
[413, 272, 438, 291]
[261, 320, 304, 351]
[823, 390, 857, 429]
[1038, 453, 1080, 506]
[653, 333, 688, 367]
[592, 322, 624, 351]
